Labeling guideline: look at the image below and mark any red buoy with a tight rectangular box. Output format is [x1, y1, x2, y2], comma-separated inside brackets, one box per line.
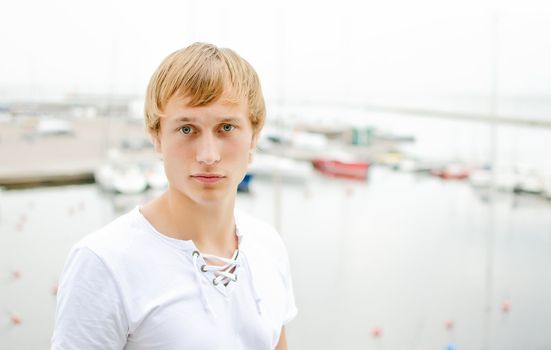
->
[371, 327, 382, 338]
[10, 313, 22, 325]
[501, 301, 511, 313]
[445, 320, 454, 330]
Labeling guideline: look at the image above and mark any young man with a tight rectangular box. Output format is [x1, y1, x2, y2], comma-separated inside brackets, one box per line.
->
[52, 43, 297, 349]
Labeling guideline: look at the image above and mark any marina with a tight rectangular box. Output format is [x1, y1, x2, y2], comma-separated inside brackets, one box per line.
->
[2, 2, 551, 348]
[1, 165, 550, 349]
[1, 104, 551, 349]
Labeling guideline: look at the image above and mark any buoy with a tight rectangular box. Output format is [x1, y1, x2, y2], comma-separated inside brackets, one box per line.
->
[10, 313, 22, 326]
[501, 301, 511, 313]
[445, 320, 454, 330]
[12, 270, 22, 279]
[371, 327, 382, 338]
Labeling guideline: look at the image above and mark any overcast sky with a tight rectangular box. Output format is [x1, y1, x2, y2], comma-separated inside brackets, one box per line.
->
[1, 0, 550, 108]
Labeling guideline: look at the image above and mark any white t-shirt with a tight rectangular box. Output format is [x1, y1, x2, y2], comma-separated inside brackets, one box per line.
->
[52, 206, 297, 350]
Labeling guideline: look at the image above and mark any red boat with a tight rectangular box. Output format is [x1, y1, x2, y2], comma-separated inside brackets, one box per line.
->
[431, 165, 470, 180]
[312, 159, 369, 180]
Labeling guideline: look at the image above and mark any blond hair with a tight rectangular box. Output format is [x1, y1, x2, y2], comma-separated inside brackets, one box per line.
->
[144, 42, 266, 135]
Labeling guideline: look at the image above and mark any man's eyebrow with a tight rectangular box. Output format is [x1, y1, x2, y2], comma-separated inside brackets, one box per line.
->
[171, 117, 242, 124]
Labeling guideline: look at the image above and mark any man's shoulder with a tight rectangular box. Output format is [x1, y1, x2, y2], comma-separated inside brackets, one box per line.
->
[235, 208, 286, 252]
[73, 207, 144, 259]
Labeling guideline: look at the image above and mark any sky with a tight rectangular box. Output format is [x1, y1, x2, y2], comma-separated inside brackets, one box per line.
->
[0, 0, 550, 112]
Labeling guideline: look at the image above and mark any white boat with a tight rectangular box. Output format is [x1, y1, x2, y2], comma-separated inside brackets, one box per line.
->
[513, 172, 544, 195]
[248, 154, 313, 183]
[112, 165, 148, 195]
[495, 171, 518, 192]
[94, 164, 116, 191]
[257, 126, 329, 161]
[543, 172, 551, 200]
[145, 161, 168, 190]
[469, 168, 492, 188]
[35, 118, 73, 136]
[95, 162, 149, 195]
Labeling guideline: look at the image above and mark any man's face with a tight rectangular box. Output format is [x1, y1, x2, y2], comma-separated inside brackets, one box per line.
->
[153, 93, 256, 206]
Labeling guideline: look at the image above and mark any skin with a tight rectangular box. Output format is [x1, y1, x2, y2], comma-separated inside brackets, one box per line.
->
[141, 92, 288, 349]
[276, 328, 288, 350]
[142, 92, 255, 257]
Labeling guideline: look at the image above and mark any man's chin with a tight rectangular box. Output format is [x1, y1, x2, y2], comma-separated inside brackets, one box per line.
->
[193, 188, 236, 206]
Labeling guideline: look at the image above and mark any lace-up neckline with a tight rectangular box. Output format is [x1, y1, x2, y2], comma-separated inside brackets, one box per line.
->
[134, 206, 263, 316]
[192, 249, 240, 287]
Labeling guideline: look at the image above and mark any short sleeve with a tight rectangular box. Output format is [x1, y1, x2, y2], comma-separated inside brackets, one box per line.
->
[279, 242, 298, 325]
[52, 247, 129, 350]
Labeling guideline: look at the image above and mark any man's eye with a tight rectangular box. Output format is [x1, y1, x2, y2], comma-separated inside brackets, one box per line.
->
[180, 126, 193, 134]
[222, 124, 234, 132]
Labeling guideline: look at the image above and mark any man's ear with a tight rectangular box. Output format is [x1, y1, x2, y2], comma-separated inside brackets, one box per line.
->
[150, 131, 162, 153]
[248, 133, 259, 164]
[250, 132, 259, 151]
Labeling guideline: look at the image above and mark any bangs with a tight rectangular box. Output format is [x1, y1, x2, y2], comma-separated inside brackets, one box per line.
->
[158, 45, 250, 109]
[173, 50, 232, 107]
[145, 43, 265, 133]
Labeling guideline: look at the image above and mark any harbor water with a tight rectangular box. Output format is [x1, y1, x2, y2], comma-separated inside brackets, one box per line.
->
[1, 165, 550, 349]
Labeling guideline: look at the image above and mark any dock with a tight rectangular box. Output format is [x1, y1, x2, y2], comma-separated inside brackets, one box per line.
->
[0, 117, 157, 189]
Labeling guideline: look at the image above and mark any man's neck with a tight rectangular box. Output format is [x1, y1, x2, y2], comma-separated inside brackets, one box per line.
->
[143, 188, 238, 259]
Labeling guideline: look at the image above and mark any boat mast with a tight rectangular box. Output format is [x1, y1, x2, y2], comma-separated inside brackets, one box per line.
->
[273, 2, 285, 235]
[482, 11, 500, 350]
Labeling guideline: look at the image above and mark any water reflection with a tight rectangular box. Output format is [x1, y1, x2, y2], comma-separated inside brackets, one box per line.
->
[0, 167, 550, 349]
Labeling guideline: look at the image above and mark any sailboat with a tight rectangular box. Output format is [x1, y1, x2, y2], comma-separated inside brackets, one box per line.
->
[312, 159, 369, 180]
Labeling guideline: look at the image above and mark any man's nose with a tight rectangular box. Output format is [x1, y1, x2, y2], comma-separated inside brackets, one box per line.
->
[196, 133, 221, 165]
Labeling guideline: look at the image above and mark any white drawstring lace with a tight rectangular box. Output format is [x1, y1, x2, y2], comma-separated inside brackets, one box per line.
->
[191, 249, 240, 315]
[191, 248, 263, 316]
[192, 250, 213, 314]
[201, 249, 240, 286]
[240, 251, 263, 315]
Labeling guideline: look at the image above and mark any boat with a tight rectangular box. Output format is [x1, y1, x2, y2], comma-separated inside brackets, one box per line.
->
[95, 162, 148, 195]
[238, 174, 253, 192]
[469, 168, 492, 188]
[393, 158, 444, 174]
[35, 118, 73, 136]
[543, 173, 551, 200]
[311, 159, 369, 180]
[94, 164, 117, 191]
[248, 154, 313, 183]
[431, 164, 470, 180]
[112, 165, 148, 194]
[513, 172, 544, 195]
[257, 126, 329, 161]
[145, 161, 168, 190]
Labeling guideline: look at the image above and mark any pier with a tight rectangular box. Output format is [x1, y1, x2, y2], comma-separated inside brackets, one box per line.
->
[0, 117, 156, 189]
